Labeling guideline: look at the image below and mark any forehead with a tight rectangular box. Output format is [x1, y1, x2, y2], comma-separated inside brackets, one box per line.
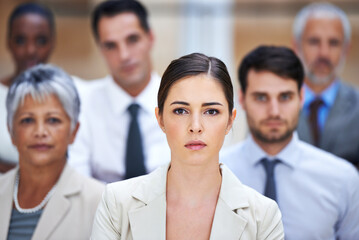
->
[166, 74, 227, 103]
[303, 17, 344, 39]
[246, 70, 298, 94]
[10, 13, 51, 35]
[17, 93, 64, 112]
[98, 12, 145, 41]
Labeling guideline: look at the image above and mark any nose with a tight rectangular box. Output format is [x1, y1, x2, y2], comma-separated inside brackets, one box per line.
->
[188, 113, 203, 133]
[34, 122, 48, 138]
[26, 42, 36, 56]
[268, 99, 280, 117]
[318, 42, 330, 58]
[118, 43, 130, 62]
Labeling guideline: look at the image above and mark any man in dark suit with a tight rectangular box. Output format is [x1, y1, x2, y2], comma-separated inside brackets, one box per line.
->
[292, 3, 359, 168]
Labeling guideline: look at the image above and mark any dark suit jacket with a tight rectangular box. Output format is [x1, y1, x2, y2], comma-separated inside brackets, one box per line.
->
[297, 82, 359, 167]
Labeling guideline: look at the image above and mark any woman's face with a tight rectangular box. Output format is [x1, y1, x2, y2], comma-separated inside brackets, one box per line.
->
[8, 13, 54, 73]
[156, 74, 236, 166]
[10, 94, 78, 168]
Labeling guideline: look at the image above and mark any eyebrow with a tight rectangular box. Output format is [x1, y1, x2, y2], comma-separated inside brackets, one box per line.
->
[170, 101, 223, 107]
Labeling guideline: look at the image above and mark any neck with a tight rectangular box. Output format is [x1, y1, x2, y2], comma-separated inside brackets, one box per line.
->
[114, 72, 152, 98]
[252, 134, 293, 156]
[166, 160, 222, 203]
[18, 160, 66, 192]
[305, 77, 335, 95]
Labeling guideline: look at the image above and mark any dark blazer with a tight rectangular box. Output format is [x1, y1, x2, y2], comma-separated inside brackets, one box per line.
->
[297, 82, 359, 167]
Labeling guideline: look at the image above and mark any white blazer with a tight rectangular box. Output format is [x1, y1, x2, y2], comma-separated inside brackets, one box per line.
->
[0, 164, 104, 240]
[91, 164, 284, 240]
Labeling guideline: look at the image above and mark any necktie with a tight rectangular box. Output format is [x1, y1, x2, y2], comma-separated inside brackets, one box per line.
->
[261, 158, 280, 202]
[309, 98, 324, 147]
[125, 103, 146, 179]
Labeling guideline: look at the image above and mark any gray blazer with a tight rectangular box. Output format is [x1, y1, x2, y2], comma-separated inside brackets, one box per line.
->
[91, 164, 284, 240]
[297, 82, 359, 167]
[0, 164, 104, 240]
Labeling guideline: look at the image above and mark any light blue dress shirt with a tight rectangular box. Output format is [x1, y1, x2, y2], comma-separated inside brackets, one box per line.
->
[303, 81, 339, 131]
[220, 133, 359, 240]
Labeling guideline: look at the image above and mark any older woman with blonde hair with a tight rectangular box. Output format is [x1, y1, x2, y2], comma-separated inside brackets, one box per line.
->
[0, 64, 104, 239]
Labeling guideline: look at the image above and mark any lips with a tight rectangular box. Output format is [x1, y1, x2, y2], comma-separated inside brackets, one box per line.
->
[29, 144, 53, 151]
[185, 140, 207, 150]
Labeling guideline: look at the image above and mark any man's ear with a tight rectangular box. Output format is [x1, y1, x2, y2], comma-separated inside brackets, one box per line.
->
[155, 107, 165, 132]
[292, 38, 300, 55]
[238, 89, 246, 111]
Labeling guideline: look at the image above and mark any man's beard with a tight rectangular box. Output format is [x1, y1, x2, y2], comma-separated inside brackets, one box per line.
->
[248, 117, 298, 144]
[305, 56, 345, 85]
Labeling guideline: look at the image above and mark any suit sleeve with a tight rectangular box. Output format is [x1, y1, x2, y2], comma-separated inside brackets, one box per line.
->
[91, 185, 121, 240]
[258, 200, 285, 240]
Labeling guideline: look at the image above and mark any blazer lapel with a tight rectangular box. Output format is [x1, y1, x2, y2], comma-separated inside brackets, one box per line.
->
[0, 169, 17, 240]
[32, 165, 81, 239]
[297, 110, 314, 144]
[210, 165, 249, 239]
[128, 195, 166, 240]
[321, 83, 350, 149]
[128, 165, 168, 240]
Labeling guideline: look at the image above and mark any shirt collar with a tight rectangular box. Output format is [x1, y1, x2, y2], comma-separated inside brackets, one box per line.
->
[303, 80, 339, 109]
[244, 132, 301, 169]
[106, 72, 161, 115]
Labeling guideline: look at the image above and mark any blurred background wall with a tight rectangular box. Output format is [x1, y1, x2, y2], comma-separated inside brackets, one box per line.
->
[1, 0, 358, 142]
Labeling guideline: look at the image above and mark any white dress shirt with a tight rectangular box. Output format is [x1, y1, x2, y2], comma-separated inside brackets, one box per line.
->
[220, 133, 359, 240]
[68, 73, 170, 183]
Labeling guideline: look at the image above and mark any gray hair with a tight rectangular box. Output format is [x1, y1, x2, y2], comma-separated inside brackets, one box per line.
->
[6, 64, 80, 132]
[293, 2, 351, 45]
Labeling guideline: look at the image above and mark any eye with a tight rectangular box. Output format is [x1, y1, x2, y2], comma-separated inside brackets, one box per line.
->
[173, 108, 188, 115]
[103, 42, 116, 50]
[20, 117, 34, 124]
[14, 36, 26, 46]
[36, 36, 48, 46]
[329, 39, 340, 47]
[127, 34, 140, 44]
[279, 93, 292, 102]
[255, 94, 267, 102]
[47, 117, 61, 124]
[307, 38, 320, 46]
[204, 109, 219, 115]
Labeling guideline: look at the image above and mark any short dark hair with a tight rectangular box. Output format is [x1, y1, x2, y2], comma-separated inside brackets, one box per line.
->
[238, 46, 304, 93]
[92, 0, 150, 40]
[8, 2, 55, 38]
[158, 53, 234, 115]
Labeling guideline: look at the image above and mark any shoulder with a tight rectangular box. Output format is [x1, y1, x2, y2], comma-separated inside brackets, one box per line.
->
[220, 165, 284, 238]
[297, 140, 359, 180]
[220, 142, 245, 164]
[61, 166, 105, 201]
[338, 82, 359, 102]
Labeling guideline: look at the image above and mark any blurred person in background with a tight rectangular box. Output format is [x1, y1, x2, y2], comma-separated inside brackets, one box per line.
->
[68, 0, 170, 182]
[0, 64, 104, 239]
[221, 46, 359, 239]
[293, 3, 359, 168]
[0, 2, 55, 173]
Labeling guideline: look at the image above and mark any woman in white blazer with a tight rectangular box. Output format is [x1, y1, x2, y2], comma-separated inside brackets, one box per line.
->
[91, 53, 284, 240]
[0, 64, 104, 240]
